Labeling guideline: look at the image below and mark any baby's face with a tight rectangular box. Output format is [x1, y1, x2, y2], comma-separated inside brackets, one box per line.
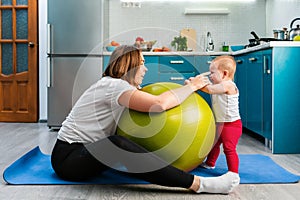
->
[209, 64, 223, 84]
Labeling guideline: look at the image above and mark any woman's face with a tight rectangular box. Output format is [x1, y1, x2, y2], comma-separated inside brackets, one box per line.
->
[134, 53, 148, 87]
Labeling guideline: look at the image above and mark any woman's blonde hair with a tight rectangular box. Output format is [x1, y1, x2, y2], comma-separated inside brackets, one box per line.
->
[103, 45, 142, 86]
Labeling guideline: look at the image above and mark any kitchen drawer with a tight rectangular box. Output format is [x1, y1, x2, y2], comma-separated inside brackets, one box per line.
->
[195, 56, 215, 73]
[159, 72, 195, 85]
[143, 56, 159, 86]
[159, 56, 195, 73]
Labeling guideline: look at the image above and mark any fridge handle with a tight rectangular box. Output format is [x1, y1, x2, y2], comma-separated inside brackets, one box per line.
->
[47, 24, 52, 54]
[47, 57, 52, 87]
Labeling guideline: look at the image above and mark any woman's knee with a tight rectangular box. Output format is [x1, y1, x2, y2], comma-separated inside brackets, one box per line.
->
[108, 135, 148, 153]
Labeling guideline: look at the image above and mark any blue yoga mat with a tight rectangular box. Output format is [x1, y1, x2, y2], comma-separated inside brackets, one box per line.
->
[3, 146, 300, 185]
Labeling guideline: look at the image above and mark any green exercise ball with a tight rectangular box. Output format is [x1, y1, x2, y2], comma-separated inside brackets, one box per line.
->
[117, 82, 215, 172]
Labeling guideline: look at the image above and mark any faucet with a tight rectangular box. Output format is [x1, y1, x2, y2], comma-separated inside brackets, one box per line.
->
[206, 32, 214, 52]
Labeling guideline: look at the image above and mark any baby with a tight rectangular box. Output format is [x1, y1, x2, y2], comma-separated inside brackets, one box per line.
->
[199, 55, 242, 184]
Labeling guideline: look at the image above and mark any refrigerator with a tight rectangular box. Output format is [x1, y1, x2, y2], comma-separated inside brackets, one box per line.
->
[47, 0, 104, 129]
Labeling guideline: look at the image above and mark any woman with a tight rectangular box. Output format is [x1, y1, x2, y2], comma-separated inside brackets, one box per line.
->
[51, 45, 239, 194]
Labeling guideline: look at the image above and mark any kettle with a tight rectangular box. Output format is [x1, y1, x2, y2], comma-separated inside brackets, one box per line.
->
[288, 18, 300, 40]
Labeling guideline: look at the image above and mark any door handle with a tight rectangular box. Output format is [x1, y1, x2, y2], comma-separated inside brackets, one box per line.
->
[47, 24, 52, 54]
[47, 57, 52, 87]
[28, 42, 34, 47]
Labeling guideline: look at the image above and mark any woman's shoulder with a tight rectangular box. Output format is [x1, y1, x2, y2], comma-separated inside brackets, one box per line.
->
[100, 77, 135, 89]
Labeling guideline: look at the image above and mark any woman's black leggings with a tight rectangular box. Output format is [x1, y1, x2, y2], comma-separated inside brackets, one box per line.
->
[51, 135, 194, 188]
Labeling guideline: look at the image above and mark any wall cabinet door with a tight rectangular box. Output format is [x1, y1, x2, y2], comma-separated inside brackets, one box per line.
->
[246, 52, 264, 136]
[272, 47, 300, 153]
[235, 56, 248, 127]
[195, 56, 215, 105]
[262, 50, 272, 141]
[143, 56, 159, 86]
[159, 56, 195, 85]
[194, 55, 212, 73]
[159, 56, 195, 73]
[235, 50, 272, 140]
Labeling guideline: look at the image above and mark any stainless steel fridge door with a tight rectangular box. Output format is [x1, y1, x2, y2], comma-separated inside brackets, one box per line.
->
[47, 57, 102, 129]
[47, 0, 103, 55]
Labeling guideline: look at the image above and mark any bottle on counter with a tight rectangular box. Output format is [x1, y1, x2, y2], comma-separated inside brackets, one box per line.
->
[222, 42, 229, 52]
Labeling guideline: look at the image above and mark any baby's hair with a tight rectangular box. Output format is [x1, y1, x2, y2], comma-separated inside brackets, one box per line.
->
[212, 55, 236, 78]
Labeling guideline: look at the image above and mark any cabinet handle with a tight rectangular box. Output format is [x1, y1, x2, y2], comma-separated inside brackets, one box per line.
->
[263, 56, 271, 74]
[170, 60, 184, 64]
[170, 77, 184, 81]
[236, 59, 243, 64]
[249, 57, 257, 62]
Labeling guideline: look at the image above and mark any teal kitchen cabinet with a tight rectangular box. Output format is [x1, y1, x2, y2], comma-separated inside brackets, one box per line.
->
[235, 47, 300, 153]
[194, 55, 214, 73]
[194, 56, 215, 105]
[158, 56, 196, 85]
[272, 47, 300, 153]
[104, 55, 196, 86]
[235, 50, 272, 139]
[262, 50, 272, 142]
[103, 54, 212, 101]
[235, 55, 248, 127]
[142, 56, 159, 86]
[246, 51, 264, 136]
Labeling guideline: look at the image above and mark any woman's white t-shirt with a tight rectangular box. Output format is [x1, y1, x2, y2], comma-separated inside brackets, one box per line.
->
[58, 77, 136, 144]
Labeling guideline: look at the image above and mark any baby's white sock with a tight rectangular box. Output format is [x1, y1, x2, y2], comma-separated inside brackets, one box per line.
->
[200, 162, 215, 169]
[196, 171, 240, 194]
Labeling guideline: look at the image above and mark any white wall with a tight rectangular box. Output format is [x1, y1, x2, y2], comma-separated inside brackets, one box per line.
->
[266, 0, 300, 37]
[105, 0, 267, 51]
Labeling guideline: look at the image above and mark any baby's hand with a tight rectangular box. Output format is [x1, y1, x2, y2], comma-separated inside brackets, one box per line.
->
[186, 75, 210, 91]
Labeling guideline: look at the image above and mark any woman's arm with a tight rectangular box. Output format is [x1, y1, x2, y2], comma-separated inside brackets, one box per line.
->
[118, 75, 209, 112]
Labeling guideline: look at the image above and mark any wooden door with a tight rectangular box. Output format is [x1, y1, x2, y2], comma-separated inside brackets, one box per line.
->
[0, 0, 38, 122]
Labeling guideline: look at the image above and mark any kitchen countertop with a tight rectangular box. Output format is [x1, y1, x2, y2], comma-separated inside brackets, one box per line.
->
[231, 41, 300, 55]
[102, 51, 231, 56]
[102, 41, 300, 56]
